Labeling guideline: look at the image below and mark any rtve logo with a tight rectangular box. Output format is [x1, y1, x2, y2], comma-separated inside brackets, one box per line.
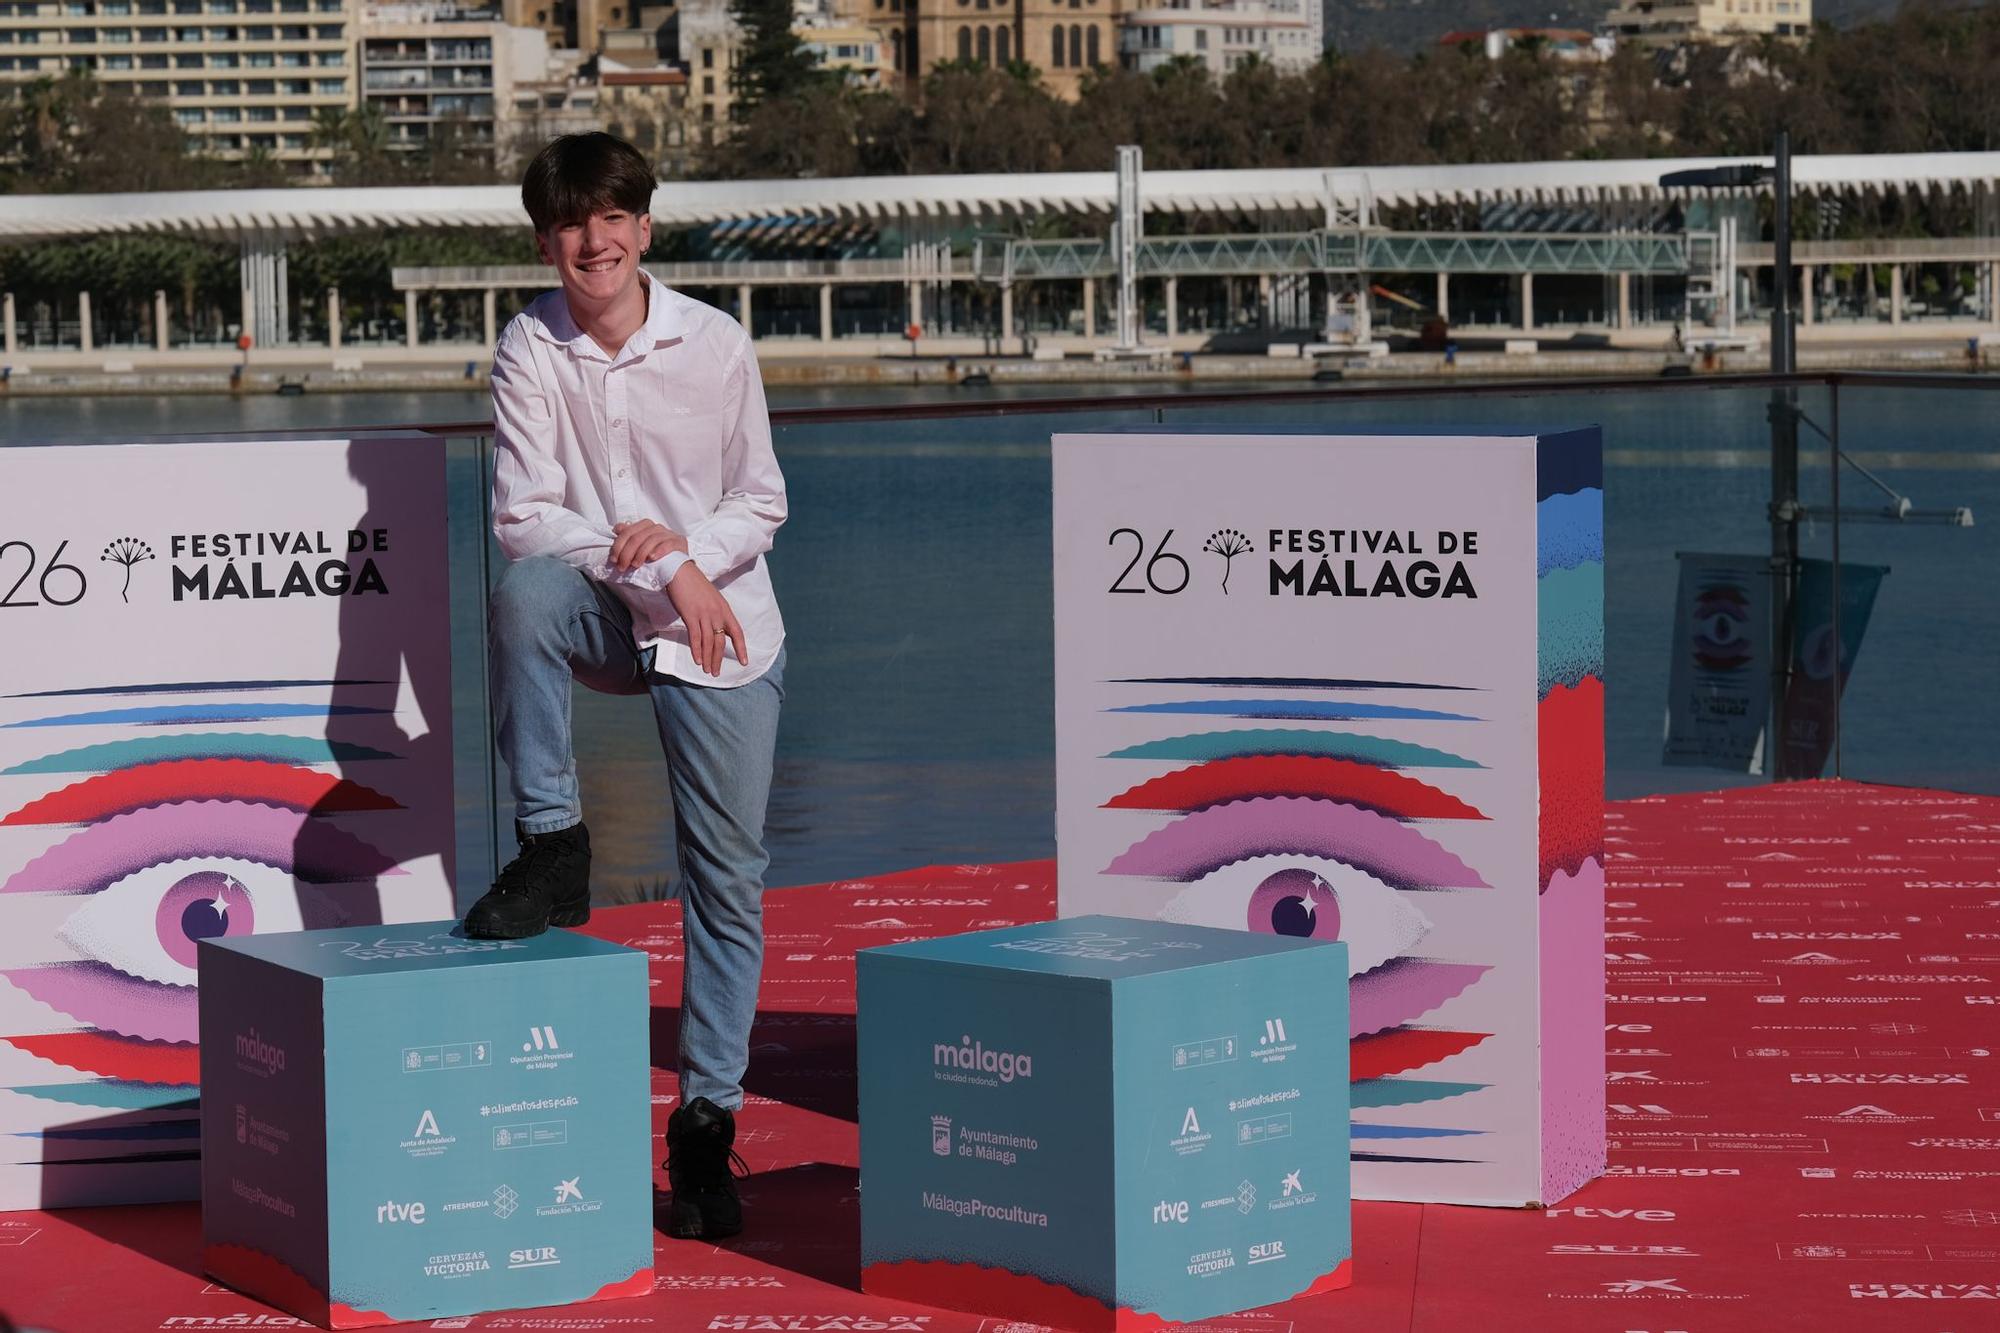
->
[375, 1199, 426, 1225]
[1152, 1199, 1190, 1224]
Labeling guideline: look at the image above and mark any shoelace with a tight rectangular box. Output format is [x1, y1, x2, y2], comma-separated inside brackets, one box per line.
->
[491, 838, 573, 898]
[674, 1138, 750, 1190]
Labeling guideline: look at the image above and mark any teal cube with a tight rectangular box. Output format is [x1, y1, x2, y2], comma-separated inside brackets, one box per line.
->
[859, 915, 1351, 1331]
[197, 924, 654, 1328]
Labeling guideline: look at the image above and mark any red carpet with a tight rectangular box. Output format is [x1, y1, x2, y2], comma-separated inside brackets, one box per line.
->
[5, 779, 1999, 1331]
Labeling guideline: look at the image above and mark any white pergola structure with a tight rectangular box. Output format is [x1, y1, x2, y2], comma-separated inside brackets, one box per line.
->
[3, 151, 1998, 350]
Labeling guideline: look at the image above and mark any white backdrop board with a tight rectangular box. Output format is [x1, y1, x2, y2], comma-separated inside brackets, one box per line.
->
[1053, 429, 1605, 1207]
[0, 437, 456, 1209]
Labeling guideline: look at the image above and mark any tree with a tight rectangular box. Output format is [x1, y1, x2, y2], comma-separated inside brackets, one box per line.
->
[727, 0, 831, 121]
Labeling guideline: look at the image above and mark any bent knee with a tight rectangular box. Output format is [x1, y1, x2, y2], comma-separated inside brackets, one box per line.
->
[489, 556, 587, 636]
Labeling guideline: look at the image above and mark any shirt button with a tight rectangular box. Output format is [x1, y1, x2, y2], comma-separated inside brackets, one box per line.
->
[617, 468, 628, 478]
[611, 418, 624, 428]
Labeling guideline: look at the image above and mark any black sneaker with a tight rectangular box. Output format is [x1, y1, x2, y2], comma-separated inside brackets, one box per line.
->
[461, 821, 592, 939]
[664, 1096, 748, 1239]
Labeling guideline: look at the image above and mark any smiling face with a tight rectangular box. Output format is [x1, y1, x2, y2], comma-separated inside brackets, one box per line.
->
[536, 205, 653, 312]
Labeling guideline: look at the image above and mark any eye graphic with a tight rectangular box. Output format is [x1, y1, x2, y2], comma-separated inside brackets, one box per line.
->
[3, 732, 398, 777]
[4, 702, 392, 729]
[1692, 582, 1753, 673]
[1105, 797, 1488, 892]
[1106, 756, 1486, 821]
[2, 798, 397, 1046]
[2, 759, 399, 827]
[59, 858, 304, 985]
[1158, 854, 1433, 978]
[1109, 729, 1481, 770]
[1350, 958, 1490, 1039]
[1110, 699, 1476, 723]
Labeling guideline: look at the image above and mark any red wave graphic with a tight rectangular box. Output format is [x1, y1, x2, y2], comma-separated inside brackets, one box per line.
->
[1106, 755, 1485, 820]
[1538, 676, 1604, 890]
[204, 1242, 330, 1327]
[863, 1257, 1351, 1331]
[3, 1031, 198, 1084]
[1, 758, 400, 826]
[1350, 1028, 1491, 1080]
[591, 1268, 656, 1300]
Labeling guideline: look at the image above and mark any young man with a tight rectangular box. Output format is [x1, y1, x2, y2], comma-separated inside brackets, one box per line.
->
[461, 132, 787, 1242]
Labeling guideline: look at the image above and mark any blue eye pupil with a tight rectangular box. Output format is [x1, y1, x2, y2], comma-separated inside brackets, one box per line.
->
[180, 898, 230, 945]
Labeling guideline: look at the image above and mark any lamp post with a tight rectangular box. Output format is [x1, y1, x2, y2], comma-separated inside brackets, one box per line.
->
[1662, 130, 1798, 780]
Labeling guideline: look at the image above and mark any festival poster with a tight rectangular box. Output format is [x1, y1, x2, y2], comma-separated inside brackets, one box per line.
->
[0, 438, 456, 1209]
[1663, 552, 1771, 773]
[1053, 429, 1605, 1208]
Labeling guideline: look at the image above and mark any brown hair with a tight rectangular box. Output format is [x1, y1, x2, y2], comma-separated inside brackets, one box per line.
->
[520, 132, 656, 233]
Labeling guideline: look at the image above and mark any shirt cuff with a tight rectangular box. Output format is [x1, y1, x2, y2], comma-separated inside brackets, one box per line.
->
[648, 550, 694, 590]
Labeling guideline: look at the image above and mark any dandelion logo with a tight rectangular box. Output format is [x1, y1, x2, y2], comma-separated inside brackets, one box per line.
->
[1202, 529, 1253, 594]
[100, 537, 155, 603]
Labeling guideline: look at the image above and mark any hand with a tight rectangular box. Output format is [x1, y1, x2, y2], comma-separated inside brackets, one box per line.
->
[667, 564, 748, 677]
[609, 520, 687, 573]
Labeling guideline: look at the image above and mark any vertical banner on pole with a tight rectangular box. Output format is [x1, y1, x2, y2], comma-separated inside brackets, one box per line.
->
[0, 438, 457, 1209]
[1778, 558, 1888, 781]
[1053, 428, 1605, 1207]
[1663, 552, 1771, 774]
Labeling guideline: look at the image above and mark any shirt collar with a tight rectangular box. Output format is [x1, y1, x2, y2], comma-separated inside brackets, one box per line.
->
[535, 270, 685, 361]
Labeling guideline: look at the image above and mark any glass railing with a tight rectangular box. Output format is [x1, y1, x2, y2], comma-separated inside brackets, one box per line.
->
[6, 372, 1994, 904]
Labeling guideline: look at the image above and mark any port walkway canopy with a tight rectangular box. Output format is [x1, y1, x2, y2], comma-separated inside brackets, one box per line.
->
[3, 150, 2000, 241]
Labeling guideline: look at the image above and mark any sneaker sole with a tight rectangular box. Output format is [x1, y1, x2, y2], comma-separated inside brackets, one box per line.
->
[461, 904, 589, 940]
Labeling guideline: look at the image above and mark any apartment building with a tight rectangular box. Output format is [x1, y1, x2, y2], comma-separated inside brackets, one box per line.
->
[1599, 0, 1812, 47]
[361, 3, 549, 160]
[0, 0, 356, 174]
[1119, 0, 1317, 77]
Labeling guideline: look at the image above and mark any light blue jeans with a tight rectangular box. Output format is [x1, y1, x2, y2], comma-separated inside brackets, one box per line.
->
[488, 555, 785, 1110]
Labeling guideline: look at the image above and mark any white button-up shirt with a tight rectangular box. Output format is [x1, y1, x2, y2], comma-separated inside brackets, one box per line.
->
[490, 272, 786, 688]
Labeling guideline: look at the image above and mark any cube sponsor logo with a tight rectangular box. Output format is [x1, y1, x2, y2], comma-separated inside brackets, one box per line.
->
[1170, 1105, 1212, 1157]
[1236, 1112, 1293, 1145]
[375, 1199, 426, 1226]
[492, 1117, 570, 1149]
[536, 1175, 603, 1217]
[512, 1025, 574, 1071]
[1267, 1167, 1317, 1211]
[233, 1028, 286, 1079]
[990, 930, 1197, 962]
[507, 1245, 561, 1270]
[1171, 1034, 1239, 1069]
[1602, 1278, 1689, 1294]
[420, 1249, 490, 1280]
[229, 1178, 296, 1219]
[1251, 1018, 1296, 1064]
[1185, 1247, 1236, 1277]
[236, 1108, 289, 1157]
[402, 1040, 492, 1074]
[933, 1034, 1032, 1086]
[921, 1191, 1049, 1228]
[323, 934, 527, 963]
[401, 1108, 455, 1159]
[1246, 1240, 1287, 1266]
[1909, 1138, 2000, 1150]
